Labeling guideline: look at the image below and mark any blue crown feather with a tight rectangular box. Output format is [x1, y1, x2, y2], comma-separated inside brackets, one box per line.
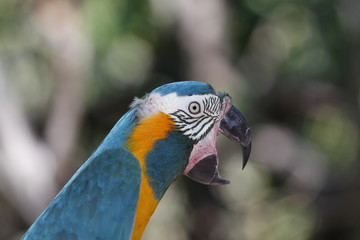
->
[152, 81, 215, 96]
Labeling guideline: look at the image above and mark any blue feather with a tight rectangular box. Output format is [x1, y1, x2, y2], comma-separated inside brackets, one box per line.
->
[23, 148, 141, 240]
[23, 108, 141, 240]
[152, 81, 215, 96]
[94, 107, 138, 153]
[146, 132, 193, 199]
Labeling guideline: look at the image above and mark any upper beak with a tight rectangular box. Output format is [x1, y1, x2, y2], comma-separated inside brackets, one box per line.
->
[220, 105, 252, 169]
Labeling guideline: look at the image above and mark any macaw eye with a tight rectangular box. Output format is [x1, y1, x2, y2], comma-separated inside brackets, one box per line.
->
[188, 101, 201, 114]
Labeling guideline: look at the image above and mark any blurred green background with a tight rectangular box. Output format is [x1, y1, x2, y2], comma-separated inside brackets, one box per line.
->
[0, 0, 359, 239]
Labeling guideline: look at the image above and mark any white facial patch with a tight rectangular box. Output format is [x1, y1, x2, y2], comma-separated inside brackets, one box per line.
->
[131, 92, 227, 142]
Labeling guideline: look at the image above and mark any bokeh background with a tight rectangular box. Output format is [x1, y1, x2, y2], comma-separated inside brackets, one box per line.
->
[0, 0, 360, 239]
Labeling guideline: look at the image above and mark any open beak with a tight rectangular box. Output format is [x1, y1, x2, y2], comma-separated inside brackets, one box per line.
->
[185, 105, 251, 185]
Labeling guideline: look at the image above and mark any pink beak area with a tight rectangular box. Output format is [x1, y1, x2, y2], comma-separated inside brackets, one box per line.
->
[183, 97, 252, 186]
[183, 127, 229, 185]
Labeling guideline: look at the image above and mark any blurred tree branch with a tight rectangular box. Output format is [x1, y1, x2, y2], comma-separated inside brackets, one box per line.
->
[0, 0, 92, 224]
[0, 58, 57, 224]
[177, 0, 239, 89]
[33, 0, 92, 184]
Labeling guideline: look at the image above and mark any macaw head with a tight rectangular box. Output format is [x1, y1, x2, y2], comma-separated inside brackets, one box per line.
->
[129, 81, 251, 191]
[22, 81, 252, 240]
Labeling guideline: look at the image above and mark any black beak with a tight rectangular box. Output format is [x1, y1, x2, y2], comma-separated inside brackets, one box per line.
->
[220, 105, 252, 169]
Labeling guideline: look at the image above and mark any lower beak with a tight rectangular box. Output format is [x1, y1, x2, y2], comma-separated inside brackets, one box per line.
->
[185, 155, 230, 185]
[220, 105, 252, 169]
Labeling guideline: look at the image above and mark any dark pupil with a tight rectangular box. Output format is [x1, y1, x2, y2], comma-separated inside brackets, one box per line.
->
[192, 105, 197, 110]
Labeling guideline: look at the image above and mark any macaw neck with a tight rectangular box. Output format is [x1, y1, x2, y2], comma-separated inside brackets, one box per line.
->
[94, 107, 139, 154]
[126, 112, 193, 239]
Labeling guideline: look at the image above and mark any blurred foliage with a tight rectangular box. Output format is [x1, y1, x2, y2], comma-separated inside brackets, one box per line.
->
[0, 0, 360, 239]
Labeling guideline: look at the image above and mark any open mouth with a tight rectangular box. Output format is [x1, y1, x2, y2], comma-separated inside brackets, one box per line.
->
[185, 97, 252, 185]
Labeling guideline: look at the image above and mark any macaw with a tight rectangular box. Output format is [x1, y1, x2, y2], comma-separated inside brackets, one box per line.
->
[23, 81, 251, 240]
